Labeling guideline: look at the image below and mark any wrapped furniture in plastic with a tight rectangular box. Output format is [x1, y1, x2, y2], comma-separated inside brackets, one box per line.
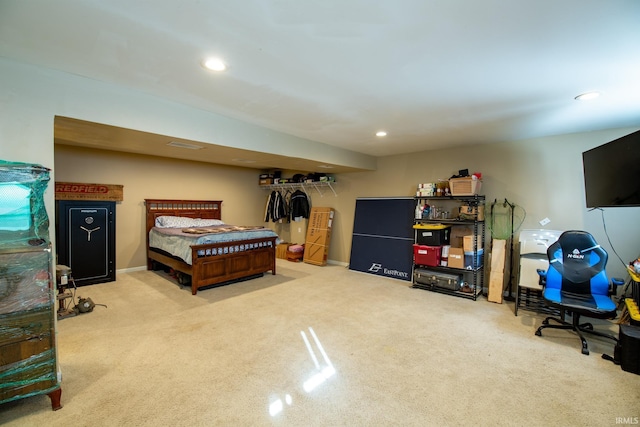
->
[0, 160, 61, 410]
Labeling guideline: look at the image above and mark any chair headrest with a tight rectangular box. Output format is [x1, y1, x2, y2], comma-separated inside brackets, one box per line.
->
[547, 230, 608, 285]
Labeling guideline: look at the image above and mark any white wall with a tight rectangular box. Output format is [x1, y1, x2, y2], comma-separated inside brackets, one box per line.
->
[0, 57, 372, 258]
[321, 128, 640, 280]
[54, 145, 267, 270]
[2, 57, 638, 281]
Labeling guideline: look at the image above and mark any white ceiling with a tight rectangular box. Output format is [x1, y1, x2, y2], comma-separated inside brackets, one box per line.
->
[1, 0, 640, 170]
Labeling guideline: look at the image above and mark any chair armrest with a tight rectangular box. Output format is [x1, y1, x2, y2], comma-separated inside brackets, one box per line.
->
[608, 278, 625, 297]
[537, 269, 547, 288]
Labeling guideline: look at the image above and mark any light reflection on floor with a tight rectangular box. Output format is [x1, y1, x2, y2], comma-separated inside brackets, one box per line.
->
[268, 327, 336, 417]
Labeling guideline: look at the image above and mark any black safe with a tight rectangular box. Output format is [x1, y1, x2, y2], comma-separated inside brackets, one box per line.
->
[56, 201, 116, 286]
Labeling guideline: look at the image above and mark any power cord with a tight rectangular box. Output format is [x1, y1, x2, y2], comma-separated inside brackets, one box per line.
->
[592, 208, 637, 305]
[594, 207, 628, 270]
[67, 277, 108, 313]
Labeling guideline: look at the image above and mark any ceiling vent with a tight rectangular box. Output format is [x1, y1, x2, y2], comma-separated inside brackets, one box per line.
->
[167, 141, 204, 150]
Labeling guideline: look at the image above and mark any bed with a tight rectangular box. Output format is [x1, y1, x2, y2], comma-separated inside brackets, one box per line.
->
[145, 199, 277, 295]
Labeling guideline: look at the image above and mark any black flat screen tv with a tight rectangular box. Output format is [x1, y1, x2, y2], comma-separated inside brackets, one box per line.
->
[582, 129, 640, 208]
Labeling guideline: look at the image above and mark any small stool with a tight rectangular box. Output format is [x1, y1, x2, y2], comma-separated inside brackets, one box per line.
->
[286, 244, 304, 262]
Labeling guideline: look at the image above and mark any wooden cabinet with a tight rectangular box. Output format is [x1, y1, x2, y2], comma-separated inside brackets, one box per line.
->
[0, 248, 59, 406]
[0, 161, 61, 410]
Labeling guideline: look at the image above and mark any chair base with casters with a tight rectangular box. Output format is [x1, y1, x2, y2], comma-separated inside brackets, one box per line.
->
[535, 306, 618, 355]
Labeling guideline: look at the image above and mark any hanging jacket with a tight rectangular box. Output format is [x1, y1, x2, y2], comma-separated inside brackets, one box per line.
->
[264, 190, 287, 222]
[289, 189, 310, 220]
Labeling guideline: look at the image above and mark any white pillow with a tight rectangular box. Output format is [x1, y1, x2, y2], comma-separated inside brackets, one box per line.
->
[155, 215, 225, 228]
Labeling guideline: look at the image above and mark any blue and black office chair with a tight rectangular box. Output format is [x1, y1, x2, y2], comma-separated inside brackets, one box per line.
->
[535, 230, 623, 355]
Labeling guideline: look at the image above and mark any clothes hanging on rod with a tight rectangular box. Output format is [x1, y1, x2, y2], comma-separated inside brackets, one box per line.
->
[264, 190, 287, 222]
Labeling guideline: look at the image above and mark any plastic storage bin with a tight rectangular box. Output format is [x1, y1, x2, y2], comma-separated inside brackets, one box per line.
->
[464, 249, 484, 270]
[414, 224, 451, 246]
[413, 244, 442, 267]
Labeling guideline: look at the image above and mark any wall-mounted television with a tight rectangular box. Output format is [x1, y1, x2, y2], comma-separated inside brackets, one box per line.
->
[582, 130, 640, 208]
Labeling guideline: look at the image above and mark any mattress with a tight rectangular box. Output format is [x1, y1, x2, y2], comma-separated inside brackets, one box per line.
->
[149, 225, 278, 265]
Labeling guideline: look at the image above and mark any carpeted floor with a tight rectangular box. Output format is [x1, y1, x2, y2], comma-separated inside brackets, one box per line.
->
[1, 260, 639, 426]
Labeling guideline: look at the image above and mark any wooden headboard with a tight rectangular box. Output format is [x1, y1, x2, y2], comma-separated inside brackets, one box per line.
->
[144, 199, 222, 235]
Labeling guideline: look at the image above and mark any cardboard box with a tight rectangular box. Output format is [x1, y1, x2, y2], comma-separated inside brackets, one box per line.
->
[463, 235, 483, 252]
[259, 178, 274, 185]
[449, 177, 482, 196]
[449, 225, 474, 249]
[459, 204, 485, 221]
[448, 247, 465, 269]
[276, 242, 290, 259]
[304, 207, 335, 266]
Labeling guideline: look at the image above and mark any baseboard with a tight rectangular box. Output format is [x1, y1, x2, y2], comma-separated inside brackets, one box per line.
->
[117, 265, 147, 274]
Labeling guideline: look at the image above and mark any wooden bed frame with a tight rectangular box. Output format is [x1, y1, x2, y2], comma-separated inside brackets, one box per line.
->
[145, 199, 276, 295]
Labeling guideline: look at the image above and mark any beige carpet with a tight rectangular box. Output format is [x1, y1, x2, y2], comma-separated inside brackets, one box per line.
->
[1, 260, 639, 426]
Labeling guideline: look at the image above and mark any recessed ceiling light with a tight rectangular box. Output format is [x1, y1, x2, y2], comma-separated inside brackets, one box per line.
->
[575, 91, 601, 101]
[317, 164, 334, 169]
[232, 158, 256, 164]
[376, 131, 387, 137]
[167, 141, 204, 150]
[201, 57, 227, 71]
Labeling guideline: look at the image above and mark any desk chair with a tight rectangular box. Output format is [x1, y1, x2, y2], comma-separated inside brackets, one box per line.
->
[535, 230, 623, 355]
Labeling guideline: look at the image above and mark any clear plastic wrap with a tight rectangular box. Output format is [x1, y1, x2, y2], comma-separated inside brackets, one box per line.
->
[0, 160, 51, 248]
[0, 248, 53, 314]
[0, 160, 57, 405]
[0, 348, 58, 402]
